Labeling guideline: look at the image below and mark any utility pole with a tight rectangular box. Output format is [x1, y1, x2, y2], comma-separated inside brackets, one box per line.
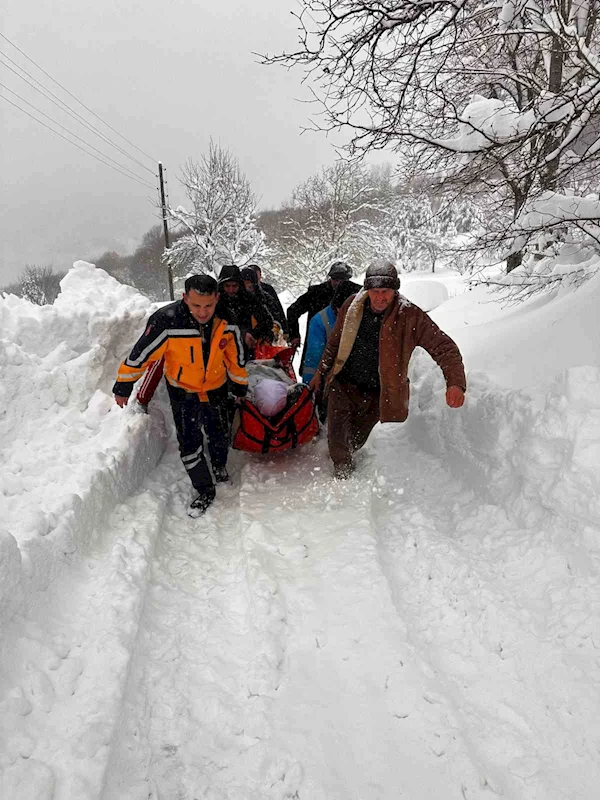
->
[158, 162, 174, 300]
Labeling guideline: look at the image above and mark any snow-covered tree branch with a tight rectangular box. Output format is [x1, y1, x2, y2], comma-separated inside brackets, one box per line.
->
[266, 0, 600, 272]
[164, 140, 267, 280]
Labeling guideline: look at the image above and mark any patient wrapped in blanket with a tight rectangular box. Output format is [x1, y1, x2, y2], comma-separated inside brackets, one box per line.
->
[246, 361, 302, 418]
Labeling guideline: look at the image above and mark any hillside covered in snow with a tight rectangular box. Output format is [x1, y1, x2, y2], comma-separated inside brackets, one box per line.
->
[1, 262, 599, 799]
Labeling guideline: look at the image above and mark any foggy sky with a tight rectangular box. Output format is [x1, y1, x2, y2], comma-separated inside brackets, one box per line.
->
[0, 0, 344, 284]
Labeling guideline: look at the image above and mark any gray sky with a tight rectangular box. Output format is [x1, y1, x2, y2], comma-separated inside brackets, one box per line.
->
[0, 0, 344, 284]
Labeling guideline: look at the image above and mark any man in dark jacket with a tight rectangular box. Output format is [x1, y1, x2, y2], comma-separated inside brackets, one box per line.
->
[240, 266, 286, 338]
[310, 259, 466, 479]
[247, 264, 288, 336]
[286, 261, 361, 378]
[218, 264, 275, 355]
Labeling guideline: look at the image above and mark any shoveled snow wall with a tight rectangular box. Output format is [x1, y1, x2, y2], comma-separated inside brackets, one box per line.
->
[407, 359, 600, 529]
[0, 262, 167, 625]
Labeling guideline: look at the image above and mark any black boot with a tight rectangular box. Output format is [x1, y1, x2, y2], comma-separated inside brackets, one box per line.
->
[212, 465, 230, 484]
[188, 487, 216, 518]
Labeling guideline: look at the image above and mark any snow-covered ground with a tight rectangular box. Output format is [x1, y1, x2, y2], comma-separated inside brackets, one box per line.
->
[1, 262, 599, 799]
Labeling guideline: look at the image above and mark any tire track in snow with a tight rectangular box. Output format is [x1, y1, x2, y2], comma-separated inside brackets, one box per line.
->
[370, 423, 600, 800]
[232, 436, 482, 799]
[101, 448, 301, 800]
[0, 484, 168, 800]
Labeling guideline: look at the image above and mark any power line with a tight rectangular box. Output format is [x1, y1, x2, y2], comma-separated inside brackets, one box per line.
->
[0, 50, 156, 176]
[0, 82, 157, 186]
[1, 93, 156, 190]
[0, 30, 157, 166]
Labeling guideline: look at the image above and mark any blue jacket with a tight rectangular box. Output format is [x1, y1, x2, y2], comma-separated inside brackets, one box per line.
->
[302, 305, 336, 383]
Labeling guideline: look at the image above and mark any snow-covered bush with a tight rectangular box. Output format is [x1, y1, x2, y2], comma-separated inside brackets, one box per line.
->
[2, 265, 64, 305]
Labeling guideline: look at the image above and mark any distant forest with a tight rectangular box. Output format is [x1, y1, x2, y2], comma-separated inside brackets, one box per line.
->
[1, 157, 479, 303]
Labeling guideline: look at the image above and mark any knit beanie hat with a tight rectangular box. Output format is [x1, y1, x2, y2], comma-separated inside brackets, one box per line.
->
[218, 264, 242, 285]
[327, 261, 353, 280]
[364, 259, 400, 291]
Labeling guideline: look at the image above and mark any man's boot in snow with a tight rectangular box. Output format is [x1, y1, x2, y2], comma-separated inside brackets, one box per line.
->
[213, 465, 230, 484]
[333, 461, 355, 480]
[188, 487, 216, 518]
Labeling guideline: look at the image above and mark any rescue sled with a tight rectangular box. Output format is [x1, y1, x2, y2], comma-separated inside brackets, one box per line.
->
[232, 342, 319, 454]
[232, 386, 319, 453]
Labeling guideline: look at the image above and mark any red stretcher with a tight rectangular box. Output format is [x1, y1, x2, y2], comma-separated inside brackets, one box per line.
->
[232, 343, 319, 454]
[232, 386, 319, 453]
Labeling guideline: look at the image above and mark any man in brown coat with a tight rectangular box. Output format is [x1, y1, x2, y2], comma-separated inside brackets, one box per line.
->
[310, 259, 466, 478]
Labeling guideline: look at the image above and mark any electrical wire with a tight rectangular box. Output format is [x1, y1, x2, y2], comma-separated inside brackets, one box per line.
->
[0, 50, 156, 175]
[0, 30, 157, 166]
[0, 82, 157, 187]
[0, 93, 157, 190]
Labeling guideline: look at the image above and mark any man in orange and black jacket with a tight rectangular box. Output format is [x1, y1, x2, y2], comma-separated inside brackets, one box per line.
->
[113, 274, 248, 516]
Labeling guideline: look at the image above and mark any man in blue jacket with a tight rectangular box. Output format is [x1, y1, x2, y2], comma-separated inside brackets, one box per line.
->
[287, 261, 361, 378]
[302, 280, 358, 422]
[302, 281, 358, 384]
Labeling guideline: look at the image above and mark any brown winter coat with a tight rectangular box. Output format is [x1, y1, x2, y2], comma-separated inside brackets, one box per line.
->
[317, 290, 466, 423]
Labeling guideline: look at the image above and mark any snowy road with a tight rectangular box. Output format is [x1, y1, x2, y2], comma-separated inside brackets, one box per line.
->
[3, 263, 600, 799]
[101, 436, 483, 799]
[3, 415, 599, 799]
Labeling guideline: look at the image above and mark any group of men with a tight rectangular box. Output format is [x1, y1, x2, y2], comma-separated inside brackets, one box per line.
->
[113, 259, 466, 514]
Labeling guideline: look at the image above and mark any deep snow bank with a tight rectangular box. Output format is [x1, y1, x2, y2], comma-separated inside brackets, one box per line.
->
[432, 270, 600, 393]
[401, 279, 449, 311]
[413, 266, 600, 524]
[400, 274, 600, 799]
[0, 263, 166, 624]
[409, 362, 600, 527]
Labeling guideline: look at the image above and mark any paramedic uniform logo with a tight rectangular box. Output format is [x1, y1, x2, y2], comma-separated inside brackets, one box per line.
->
[219, 338, 228, 350]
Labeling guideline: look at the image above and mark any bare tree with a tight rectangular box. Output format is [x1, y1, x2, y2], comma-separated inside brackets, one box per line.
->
[20, 265, 63, 305]
[165, 140, 266, 280]
[267, 1, 600, 271]
[94, 251, 134, 289]
[267, 160, 388, 290]
[129, 225, 172, 300]
[0, 279, 24, 297]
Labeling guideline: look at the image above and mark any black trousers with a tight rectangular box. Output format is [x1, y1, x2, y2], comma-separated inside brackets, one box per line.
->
[167, 382, 229, 494]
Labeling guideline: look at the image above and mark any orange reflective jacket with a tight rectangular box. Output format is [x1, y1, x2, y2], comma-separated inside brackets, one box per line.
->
[114, 300, 247, 401]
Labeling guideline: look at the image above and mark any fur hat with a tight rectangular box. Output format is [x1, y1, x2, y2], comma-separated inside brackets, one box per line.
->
[364, 259, 400, 291]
